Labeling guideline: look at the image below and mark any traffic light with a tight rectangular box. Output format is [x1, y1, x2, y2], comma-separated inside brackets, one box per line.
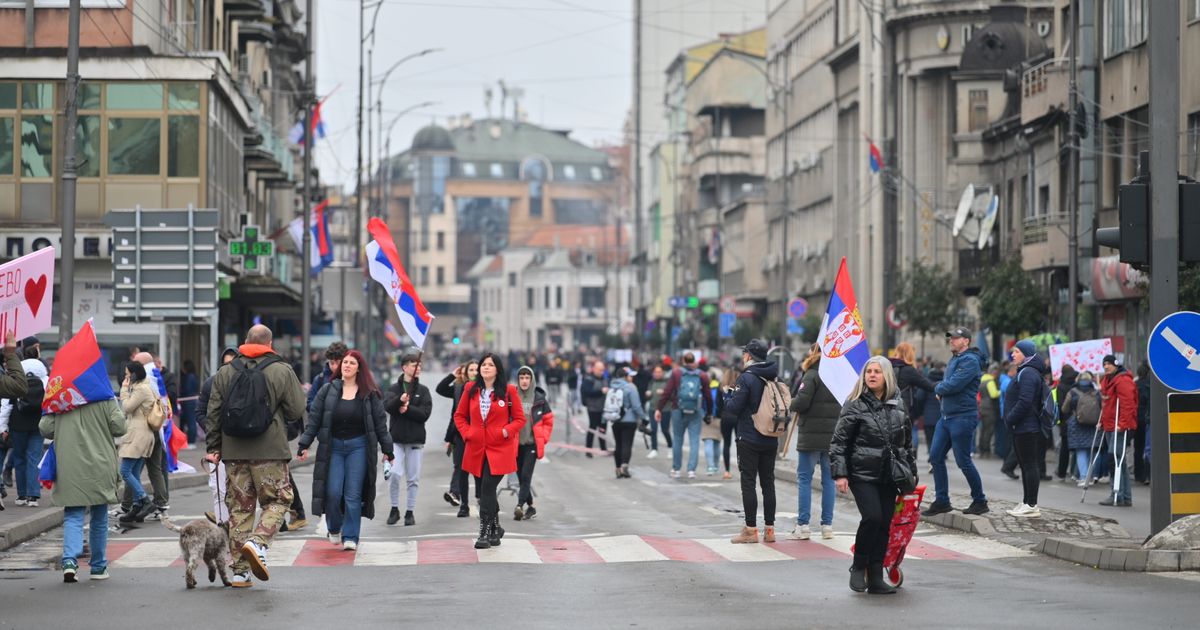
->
[452, 336, 460, 345]
[1096, 182, 1149, 267]
[1180, 182, 1200, 262]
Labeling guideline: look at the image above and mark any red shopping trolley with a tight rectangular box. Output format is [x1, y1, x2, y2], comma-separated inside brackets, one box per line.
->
[850, 485, 925, 588]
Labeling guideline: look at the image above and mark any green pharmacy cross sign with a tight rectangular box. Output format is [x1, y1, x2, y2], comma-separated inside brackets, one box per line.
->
[230, 225, 273, 272]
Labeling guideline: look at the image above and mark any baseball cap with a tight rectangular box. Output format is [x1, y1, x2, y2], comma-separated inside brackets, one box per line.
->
[945, 327, 971, 340]
[1102, 354, 1119, 366]
[741, 338, 769, 361]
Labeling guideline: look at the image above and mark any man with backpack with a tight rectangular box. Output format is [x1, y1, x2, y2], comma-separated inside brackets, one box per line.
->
[0, 344, 48, 507]
[725, 339, 790, 543]
[656, 352, 713, 479]
[205, 325, 306, 588]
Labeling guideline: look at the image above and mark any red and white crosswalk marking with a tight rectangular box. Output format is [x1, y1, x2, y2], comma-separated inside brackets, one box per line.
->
[0, 533, 1029, 570]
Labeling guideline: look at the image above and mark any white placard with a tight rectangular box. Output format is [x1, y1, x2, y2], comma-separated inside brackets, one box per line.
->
[1048, 338, 1113, 381]
[0, 248, 55, 344]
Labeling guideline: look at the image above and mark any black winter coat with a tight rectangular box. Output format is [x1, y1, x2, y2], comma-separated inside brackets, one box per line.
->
[298, 381, 393, 519]
[830, 391, 915, 485]
[1003, 354, 1047, 436]
[436, 375, 466, 443]
[789, 364, 842, 452]
[725, 361, 780, 448]
[384, 378, 432, 445]
[890, 358, 935, 420]
[913, 369, 944, 428]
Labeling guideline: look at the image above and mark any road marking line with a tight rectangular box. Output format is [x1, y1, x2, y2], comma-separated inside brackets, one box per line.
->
[810, 534, 856, 556]
[916, 534, 1031, 559]
[269, 539, 309, 566]
[418, 538, 479, 565]
[354, 541, 419, 566]
[697, 505, 724, 516]
[696, 539, 793, 562]
[293, 539, 356, 567]
[641, 536, 726, 563]
[585, 535, 668, 563]
[111, 541, 179, 568]
[771, 539, 851, 560]
[531, 539, 605, 564]
[478, 539, 541, 564]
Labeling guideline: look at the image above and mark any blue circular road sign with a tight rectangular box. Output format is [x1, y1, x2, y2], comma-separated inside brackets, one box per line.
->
[1147, 311, 1200, 392]
[788, 297, 808, 319]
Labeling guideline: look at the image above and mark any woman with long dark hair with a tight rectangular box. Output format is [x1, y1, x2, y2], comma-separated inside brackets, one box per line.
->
[453, 353, 526, 549]
[437, 360, 478, 516]
[118, 361, 160, 523]
[298, 350, 394, 550]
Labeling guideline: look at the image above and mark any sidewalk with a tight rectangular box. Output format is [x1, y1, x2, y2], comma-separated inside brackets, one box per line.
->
[0, 444, 313, 551]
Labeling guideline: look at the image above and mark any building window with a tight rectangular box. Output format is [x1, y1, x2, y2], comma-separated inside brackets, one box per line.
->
[1193, 0, 1200, 21]
[436, 266, 444, 285]
[168, 115, 199, 177]
[436, 231, 445, 251]
[1104, 0, 1147, 57]
[526, 287, 535, 310]
[556, 286, 563, 309]
[581, 286, 605, 309]
[968, 89, 988, 132]
[0, 117, 12, 176]
[1189, 112, 1200, 180]
[508, 272, 517, 287]
[20, 114, 54, 177]
[462, 161, 476, 177]
[544, 286, 550, 309]
[107, 83, 164, 110]
[420, 266, 429, 286]
[521, 157, 548, 217]
[562, 165, 576, 180]
[490, 162, 503, 178]
[108, 117, 162, 175]
[75, 115, 101, 178]
[590, 165, 603, 181]
[1038, 184, 1050, 216]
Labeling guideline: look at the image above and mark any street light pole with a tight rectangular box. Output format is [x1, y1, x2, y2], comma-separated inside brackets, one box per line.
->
[300, 0, 315, 385]
[58, 0, 81, 346]
[354, 0, 384, 349]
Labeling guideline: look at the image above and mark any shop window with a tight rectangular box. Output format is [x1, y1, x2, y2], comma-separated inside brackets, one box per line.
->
[0, 83, 15, 108]
[107, 83, 164, 110]
[21, 83, 53, 109]
[20, 115, 53, 177]
[108, 118, 161, 175]
[168, 83, 201, 110]
[168, 115, 199, 177]
[76, 115, 101, 178]
[0, 117, 13, 176]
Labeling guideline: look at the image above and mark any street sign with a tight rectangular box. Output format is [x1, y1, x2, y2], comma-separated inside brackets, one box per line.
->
[700, 303, 716, 316]
[105, 206, 219, 322]
[719, 296, 736, 313]
[1148, 311, 1200, 392]
[686, 296, 699, 309]
[1166, 393, 1200, 521]
[885, 304, 907, 330]
[788, 297, 808, 319]
[668, 296, 686, 309]
[787, 318, 805, 336]
[719, 312, 736, 338]
[230, 225, 273, 273]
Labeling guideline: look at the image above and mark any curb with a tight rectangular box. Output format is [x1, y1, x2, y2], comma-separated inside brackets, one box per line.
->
[918, 510, 997, 537]
[0, 458, 314, 552]
[1039, 537, 1200, 572]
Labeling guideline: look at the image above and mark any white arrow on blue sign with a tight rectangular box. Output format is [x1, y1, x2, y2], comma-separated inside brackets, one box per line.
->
[1147, 311, 1200, 392]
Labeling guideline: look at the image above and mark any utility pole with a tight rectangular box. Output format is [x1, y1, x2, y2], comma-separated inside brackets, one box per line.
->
[300, 0, 314, 385]
[1066, 0, 1080, 342]
[778, 54, 789, 348]
[634, 0, 644, 342]
[1147, 0, 1179, 536]
[58, 0, 81, 346]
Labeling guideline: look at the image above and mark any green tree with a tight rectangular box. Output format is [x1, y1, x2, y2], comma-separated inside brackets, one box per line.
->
[978, 257, 1048, 339]
[1179, 265, 1200, 312]
[894, 261, 958, 354]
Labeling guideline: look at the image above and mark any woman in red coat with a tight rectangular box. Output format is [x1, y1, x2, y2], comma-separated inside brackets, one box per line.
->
[454, 353, 526, 549]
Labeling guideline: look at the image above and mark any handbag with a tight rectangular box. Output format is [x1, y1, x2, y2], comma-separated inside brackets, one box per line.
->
[871, 408, 916, 494]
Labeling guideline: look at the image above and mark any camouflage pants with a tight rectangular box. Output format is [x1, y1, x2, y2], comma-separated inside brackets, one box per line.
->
[224, 460, 293, 573]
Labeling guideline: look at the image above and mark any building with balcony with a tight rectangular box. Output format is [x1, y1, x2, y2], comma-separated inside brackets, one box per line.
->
[0, 0, 310, 374]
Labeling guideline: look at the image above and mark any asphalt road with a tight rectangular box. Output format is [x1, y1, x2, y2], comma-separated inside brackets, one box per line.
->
[1, 373, 1195, 629]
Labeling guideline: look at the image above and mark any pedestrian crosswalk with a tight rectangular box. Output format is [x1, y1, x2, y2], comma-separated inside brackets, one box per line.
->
[0, 532, 1029, 570]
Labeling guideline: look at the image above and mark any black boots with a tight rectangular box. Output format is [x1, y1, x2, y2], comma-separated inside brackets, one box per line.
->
[488, 516, 504, 546]
[404, 510, 415, 526]
[867, 564, 897, 594]
[119, 498, 156, 524]
[849, 564, 867, 593]
[474, 517, 491, 550]
[387, 507, 401, 525]
[457, 504, 470, 518]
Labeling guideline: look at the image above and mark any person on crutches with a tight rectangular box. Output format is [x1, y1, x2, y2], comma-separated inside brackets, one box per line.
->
[1097, 355, 1138, 507]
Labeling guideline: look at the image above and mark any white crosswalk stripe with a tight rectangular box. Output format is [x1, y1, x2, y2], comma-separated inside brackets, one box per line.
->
[585, 535, 668, 563]
[697, 538, 793, 562]
[478, 539, 541, 564]
[112, 541, 180, 568]
[353, 541, 419, 566]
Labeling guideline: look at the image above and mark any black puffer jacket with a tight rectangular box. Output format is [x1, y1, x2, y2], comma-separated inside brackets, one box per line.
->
[437, 375, 466, 443]
[830, 391, 915, 485]
[890, 358, 934, 420]
[789, 363, 842, 452]
[384, 377, 432, 445]
[298, 381, 393, 519]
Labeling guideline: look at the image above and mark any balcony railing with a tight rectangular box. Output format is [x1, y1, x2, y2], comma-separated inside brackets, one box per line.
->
[1022, 213, 1068, 246]
[1021, 57, 1068, 125]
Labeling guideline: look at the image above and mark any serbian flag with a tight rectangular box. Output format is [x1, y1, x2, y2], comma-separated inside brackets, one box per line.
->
[865, 134, 885, 173]
[383, 321, 402, 348]
[366, 217, 434, 348]
[288, 200, 334, 275]
[817, 258, 871, 404]
[288, 97, 328, 146]
[42, 320, 116, 415]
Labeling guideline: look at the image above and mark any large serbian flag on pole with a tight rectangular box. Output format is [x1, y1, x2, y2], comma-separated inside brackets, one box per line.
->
[818, 258, 871, 404]
[42, 320, 116, 415]
[366, 218, 434, 348]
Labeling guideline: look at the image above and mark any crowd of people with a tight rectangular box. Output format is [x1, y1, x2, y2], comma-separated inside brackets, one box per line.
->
[0, 322, 1154, 594]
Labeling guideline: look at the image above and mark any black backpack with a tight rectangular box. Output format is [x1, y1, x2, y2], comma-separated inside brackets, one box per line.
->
[15, 372, 44, 416]
[220, 356, 280, 438]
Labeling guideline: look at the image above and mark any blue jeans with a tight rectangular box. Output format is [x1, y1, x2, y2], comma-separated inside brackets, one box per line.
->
[63, 504, 109, 571]
[1107, 431, 1132, 503]
[929, 414, 986, 505]
[671, 410, 701, 472]
[326, 435, 368, 543]
[1074, 448, 1093, 480]
[10, 430, 44, 499]
[120, 457, 147, 502]
[796, 450, 834, 526]
[703, 438, 720, 471]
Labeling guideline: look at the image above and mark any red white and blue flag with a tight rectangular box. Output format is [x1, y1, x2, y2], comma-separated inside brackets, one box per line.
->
[865, 135, 885, 173]
[818, 258, 871, 404]
[288, 97, 328, 146]
[366, 218, 434, 348]
[41, 320, 115, 415]
[142, 361, 193, 474]
[288, 200, 334, 276]
[383, 321, 402, 348]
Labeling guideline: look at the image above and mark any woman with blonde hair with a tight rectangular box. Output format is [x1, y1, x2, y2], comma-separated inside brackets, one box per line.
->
[890, 342, 935, 440]
[830, 357, 916, 594]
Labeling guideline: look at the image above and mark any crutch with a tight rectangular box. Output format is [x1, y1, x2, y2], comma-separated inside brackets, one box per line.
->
[1112, 427, 1128, 501]
[1081, 428, 1107, 502]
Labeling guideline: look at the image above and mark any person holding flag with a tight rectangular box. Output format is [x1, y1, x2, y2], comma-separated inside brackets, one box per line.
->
[38, 321, 127, 582]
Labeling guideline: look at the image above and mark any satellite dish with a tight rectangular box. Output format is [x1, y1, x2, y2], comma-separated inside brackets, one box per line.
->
[977, 194, 999, 250]
[952, 183, 975, 237]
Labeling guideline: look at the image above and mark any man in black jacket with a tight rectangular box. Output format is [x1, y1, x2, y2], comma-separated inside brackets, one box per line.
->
[725, 339, 781, 544]
[580, 360, 609, 456]
[307, 342, 348, 411]
[383, 351, 432, 526]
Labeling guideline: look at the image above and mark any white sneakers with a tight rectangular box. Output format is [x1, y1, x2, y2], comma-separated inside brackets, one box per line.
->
[1006, 503, 1041, 518]
[328, 532, 341, 544]
[343, 540, 358, 551]
[669, 470, 680, 479]
[787, 525, 835, 540]
[647, 450, 658, 459]
[687, 471, 696, 479]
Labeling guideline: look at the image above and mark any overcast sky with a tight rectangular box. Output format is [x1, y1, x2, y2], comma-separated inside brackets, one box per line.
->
[314, 0, 639, 190]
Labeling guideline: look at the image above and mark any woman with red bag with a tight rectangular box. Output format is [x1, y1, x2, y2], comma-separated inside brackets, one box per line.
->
[453, 353, 526, 549]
